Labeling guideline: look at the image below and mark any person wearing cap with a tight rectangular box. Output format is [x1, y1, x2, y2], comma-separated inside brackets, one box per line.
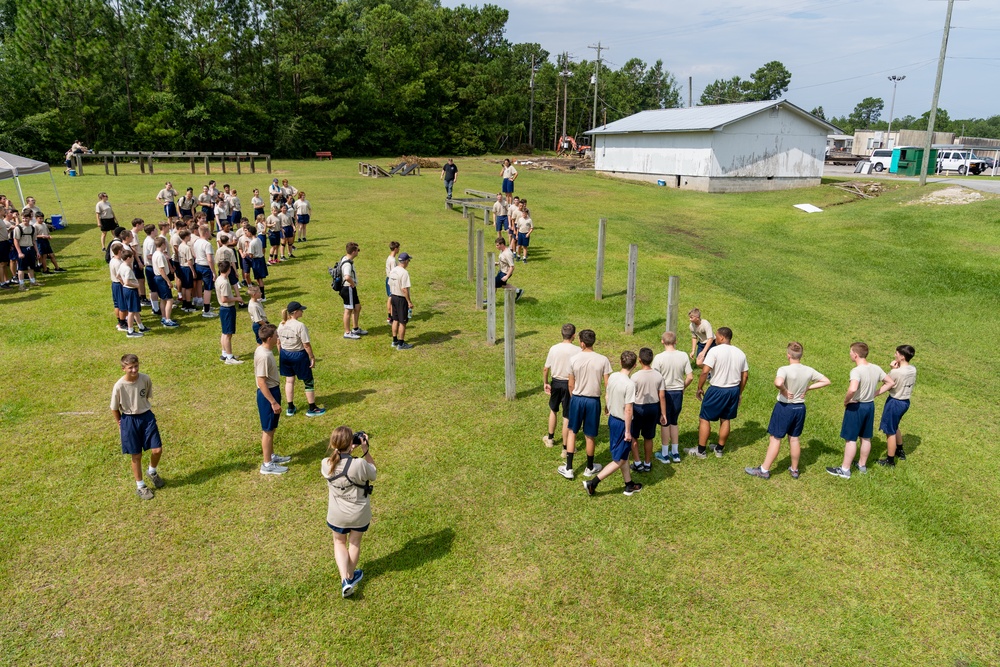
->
[269, 178, 282, 201]
[388, 252, 414, 350]
[277, 301, 326, 418]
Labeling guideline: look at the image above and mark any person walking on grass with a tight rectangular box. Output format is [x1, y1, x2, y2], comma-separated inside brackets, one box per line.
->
[746, 342, 830, 480]
[584, 350, 643, 497]
[543, 323, 577, 453]
[686, 327, 748, 460]
[323, 426, 376, 598]
[255, 323, 293, 476]
[441, 158, 458, 200]
[294, 191, 311, 242]
[339, 242, 367, 340]
[277, 301, 326, 418]
[493, 237, 523, 302]
[827, 342, 895, 479]
[652, 331, 692, 464]
[110, 354, 165, 500]
[492, 193, 508, 236]
[877, 345, 917, 467]
[388, 252, 414, 350]
[385, 241, 400, 324]
[95, 192, 117, 250]
[558, 329, 610, 480]
[629, 348, 668, 474]
[515, 205, 533, 263]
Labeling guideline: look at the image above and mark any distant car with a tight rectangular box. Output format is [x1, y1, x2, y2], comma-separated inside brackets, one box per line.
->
[974, 155, 996, 170]
[869, 149, 893, 172]
[936, 150, 987, 175]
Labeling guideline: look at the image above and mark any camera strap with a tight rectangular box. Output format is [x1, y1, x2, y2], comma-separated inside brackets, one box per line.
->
[326, 457, 373, 497]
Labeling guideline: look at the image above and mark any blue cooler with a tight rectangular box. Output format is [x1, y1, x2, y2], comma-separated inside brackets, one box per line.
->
[51, 215, 65, 229]
[68, 170, 76, 177]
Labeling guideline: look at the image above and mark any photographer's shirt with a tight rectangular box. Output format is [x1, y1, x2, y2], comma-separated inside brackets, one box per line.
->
[322, 456, 377, 529]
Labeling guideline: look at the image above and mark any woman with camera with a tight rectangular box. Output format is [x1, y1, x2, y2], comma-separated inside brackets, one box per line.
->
[322, 426, 376, 598]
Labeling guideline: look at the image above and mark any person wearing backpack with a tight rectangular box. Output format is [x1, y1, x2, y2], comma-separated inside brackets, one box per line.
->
[338, 242, 367, 340]
[322, 426, 376, 598]
[13, 210, 41, 291]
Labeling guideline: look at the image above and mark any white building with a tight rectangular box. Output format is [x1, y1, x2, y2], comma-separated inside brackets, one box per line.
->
[586, 100, 840, 193]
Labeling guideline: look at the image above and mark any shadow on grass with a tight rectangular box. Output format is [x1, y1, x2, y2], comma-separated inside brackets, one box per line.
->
[317, 388, 376, 410]
[169, 460, 254, 488]
[362, 528, 455, 583]
[591, 458, 674, 496]
[516, 385, 544, 400]
[410, 309, 443, 323]
[408, 329, 460, 346]
[633, 318, 663, 334]
[771, 438, 841, 475]
[721, 420, 768, 454]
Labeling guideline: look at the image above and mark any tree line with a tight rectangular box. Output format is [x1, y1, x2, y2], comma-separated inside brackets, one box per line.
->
[815, 98, 1000, 139]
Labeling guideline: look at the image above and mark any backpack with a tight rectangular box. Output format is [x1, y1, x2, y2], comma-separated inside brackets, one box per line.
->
[329, 258, 351, 292]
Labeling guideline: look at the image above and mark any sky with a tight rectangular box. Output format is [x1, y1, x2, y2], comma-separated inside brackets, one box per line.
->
[441, 0, 1000, 123]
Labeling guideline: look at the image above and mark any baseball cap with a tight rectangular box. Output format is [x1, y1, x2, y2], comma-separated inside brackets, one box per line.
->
[286, 301, 306, 312]
[398, 252, 413, 262]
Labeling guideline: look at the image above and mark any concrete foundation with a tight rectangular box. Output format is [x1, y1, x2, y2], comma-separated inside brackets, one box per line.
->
[599, 170, 820, 192]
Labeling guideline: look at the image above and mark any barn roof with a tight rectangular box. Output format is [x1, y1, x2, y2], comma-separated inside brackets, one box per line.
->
[586, 100, 841, 135]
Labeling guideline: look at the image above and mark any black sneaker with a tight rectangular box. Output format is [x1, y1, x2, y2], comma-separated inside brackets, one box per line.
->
[583, 479, 597, 496]
[897, 447, 906, 461]
[54, 267, 67, 272]
[643, 462, 652, 473]
[515, 288, 523, 302]
[877, 458, 895, 467]
[630, 461, 644, 473]
[623, 482, 643, 496]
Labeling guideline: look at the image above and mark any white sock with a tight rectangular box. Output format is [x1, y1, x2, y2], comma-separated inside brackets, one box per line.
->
[148, 466, 157, 475]
[671, 444, 679, 455]
[136, 480, 146, 489]
[152, 304, 160, 313]
[29, 278, 37, 284]
[127, 327, 134, 333]
[760, 466, 769, 473]
[18, 279, 24, 285]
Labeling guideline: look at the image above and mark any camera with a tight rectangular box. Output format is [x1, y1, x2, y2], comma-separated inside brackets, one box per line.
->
[352, 430, 368, 445]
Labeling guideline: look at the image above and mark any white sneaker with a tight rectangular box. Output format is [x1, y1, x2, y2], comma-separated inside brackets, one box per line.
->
[583, 463, 603, 477]
[343, 331, 361, 339]
[202, 311, 218, 318]
[224, 357, 244, 364]
[260, 462, 288, 475]
[557, 464, 574, 480]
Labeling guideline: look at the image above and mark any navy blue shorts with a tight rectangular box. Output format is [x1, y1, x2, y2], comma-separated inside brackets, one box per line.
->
[121, 286, 141, 313]
[502, 178, 514, 194]
[202, 206, 214, 222]
[328, 522, 369, 534]
[664, 390, 683, 426]
[516, 232, 530, 247]
[0, 240, 9, 259]
[251, 257, 268, 280]
[228, 270, 239, 286]
[879, 397, 910, 436]
[494, 270, 508, 289]
[164, 202, 178, 218]
[252, 321, 263, 344]
[632, 402, 661, 440]
[282, 225, 294, 239]
[268, 231, 281, 247]
[179, 208, 192, 219]
[17, 247, 36, 272]
[120, 411, 162, 455]
[144, 266, 158, 293]
[219, 305, 236, 334]
[495, 215, 509, 233]
[279, 348, 313, 383]
[699, 385, 741, 422]
[111, 282, 123, 309]
[548, 379, 570, 415]
[768, 402, 806, 439]
[254, 208, 265, 220]
[568, 395, 601, 438]
[37, 238, 53, 255]
[195, 265, 214, 288]
[240, 256, 252, 274]
[154, 276, 172, 301]
[608, 415, 631, 462]
[257, 385, 281, 431]
[385, 277, 391, 297]
[230, 211, 241, 226]
[841, 401, 875, 441]
[178, 266, 194, 289]
[297, 214, 309, 225]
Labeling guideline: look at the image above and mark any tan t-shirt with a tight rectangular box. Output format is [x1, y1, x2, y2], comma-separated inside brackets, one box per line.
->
[157, 188, 177, 203]
[266, 215, 281, 233]
[322, 456, 377, 529]
[888, 365, 917, 400]
[690, 319, 714, 343]
[214, 274, 235, 302]
[652, 349, 692, 391]
[493, 201, 507, 217]
[117, 261, 138, 288]
[277, 318, 309, 351]
[544, 341, 578, 381]
[388, 265, 410, 297]
[632, 368, 666, 405]
[247, 237, 265, 258]
[254, 345, 280, 388]
[96, 200, 114, 219]
[849, 363, 887, 403]
[502, 165, 518, 180]
[385, 253, 399, 278]
[177, 242, 194, 266]
[703, 344, 749, 388]
[606, 372, 636, 420]
[498, 248, 515, 275]
[110, 374, 153, 415]
[248, 300, 266, 323]
[570, 350, 612, 397]
[216, 245, 237, 266]
[776, 364, 827, 404]
[109, 255, 123, 283]
[293, 199, 310, 215]
[151, 250, 170, 276]
[517, 217, 533, 234]
[508, 206, 522, 224]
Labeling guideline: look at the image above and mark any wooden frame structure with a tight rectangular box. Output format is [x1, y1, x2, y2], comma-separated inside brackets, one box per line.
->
[72, 151, 272, 176]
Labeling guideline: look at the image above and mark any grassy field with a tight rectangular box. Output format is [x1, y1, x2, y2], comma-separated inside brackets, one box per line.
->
[3, 157, 1000, 666]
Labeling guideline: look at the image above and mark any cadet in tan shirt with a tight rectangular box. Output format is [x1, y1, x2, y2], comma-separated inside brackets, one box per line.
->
[493, 237, 523, 302]
[110, 354, 165, 500]
[542, 323, 577, 450]
[583, 350, 643, 497]
[689, 308, 715, 365]
[277, 301, 325, 418]
[254, 323, 292, 475]
[515, 206, 533, 263]
[629, 348, 669, 472]
[215, 260, 243, 364]
[877, 344, 917, 467]
[652, 331, 693, 463]
[558, 329, 611, 480]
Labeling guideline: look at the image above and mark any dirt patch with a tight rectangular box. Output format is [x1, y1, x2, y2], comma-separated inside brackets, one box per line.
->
[663, 225, 726, 258]
[491, 157, 594, 172]
[400, 155, 439, 169]
[905, 186, 986, 206]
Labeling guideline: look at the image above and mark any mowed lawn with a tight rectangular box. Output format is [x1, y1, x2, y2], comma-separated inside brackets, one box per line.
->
[3, 157, 1000, 666]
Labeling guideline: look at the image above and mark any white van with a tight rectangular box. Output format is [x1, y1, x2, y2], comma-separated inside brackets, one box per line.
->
[869, 149, 893, 172]
[936, 150, 987, 175]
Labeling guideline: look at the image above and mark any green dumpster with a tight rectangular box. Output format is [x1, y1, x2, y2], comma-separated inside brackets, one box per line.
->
[891, 147, 937, 176]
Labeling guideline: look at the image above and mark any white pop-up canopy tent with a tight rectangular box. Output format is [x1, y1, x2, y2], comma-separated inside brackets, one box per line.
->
[0, 150, 67, 220]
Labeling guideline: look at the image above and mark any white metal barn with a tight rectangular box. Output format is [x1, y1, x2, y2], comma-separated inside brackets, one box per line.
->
[586, 100, 840, 193]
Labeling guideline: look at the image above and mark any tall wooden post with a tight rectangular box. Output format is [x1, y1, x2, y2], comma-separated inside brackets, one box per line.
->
[75, 154, 84, 176]
[113, 155, 118, 176]
[139, 155, 146, 174]
[483, 207, 489, 227]
[148, 155, 155, 175]
[221, 155, 227, 174]
[236, 155, 242, 175]
[504, 292, 516, 400]
[666, 275, 679, 335]
[467, 214, 475, 281]
[595, 217, 607, 300]
[486, 251, 497, 344]
[625, 244, 637, 335]
[265, 156, 272, 173]
[189, 157, 195, 174]
[475, 229, 484, 310]
[204, 156, 210, 174]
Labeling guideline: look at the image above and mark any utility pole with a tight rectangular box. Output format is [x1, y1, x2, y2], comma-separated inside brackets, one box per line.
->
[688, 76, 693, 108]
[920, 0, 965, 186]
[886, 75, 905, 150]
[560, 52, 572, 145]
[588, 42, 606, 130]
[553, 53, 561, 151]
[528, 54, 536, 146]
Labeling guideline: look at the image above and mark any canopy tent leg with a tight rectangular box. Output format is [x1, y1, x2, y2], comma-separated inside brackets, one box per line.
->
[48, 170, 67, 222]
[14, 175, 25, 208]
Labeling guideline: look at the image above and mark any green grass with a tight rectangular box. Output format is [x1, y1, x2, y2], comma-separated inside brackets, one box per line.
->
[3, 158, 1000, 666]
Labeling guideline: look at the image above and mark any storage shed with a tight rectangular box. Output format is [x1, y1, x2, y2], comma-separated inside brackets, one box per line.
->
[586, 100, 840, 193]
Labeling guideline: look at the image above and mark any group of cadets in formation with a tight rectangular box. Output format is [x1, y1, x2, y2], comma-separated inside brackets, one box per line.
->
[543, 310, 917, 495]
[0, 194, 67, 291]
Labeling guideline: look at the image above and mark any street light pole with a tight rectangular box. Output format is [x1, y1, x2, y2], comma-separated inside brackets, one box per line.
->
[886, 75, 905, 149]
[528, 54, 536, 147]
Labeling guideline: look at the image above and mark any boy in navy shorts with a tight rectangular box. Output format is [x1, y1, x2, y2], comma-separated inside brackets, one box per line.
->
[542, 323, 577, 451]
[686, 327, 748, 459]
[652, 331, 692, 464]
[583, 350, 642, 496]
[827, 342, 895, 479]
[746, 342, 829, 480]
[255, 323, 292, 475]
[629, 347, 668, 473]
[214, 260, 244, 365]
[877, 345, 917, 466]
[110, 354, 165, 500]
[558, 329, 611, 480]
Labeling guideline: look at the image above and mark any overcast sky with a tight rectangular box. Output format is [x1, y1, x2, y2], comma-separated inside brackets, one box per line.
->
[441, 0, 1000, 123]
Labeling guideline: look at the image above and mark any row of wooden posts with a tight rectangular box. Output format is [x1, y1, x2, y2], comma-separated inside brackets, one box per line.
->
[464, 211, 680, 401]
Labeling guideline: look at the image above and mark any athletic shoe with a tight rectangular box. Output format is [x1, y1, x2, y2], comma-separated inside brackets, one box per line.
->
[386, 316, 392, 324]
[260, 462, 288, 475]
[343, 332, 361, 340]
[395, 342, 414, 350]
[522, 258, 528, 264]
[136, 486, 154, 500]
[305, 407, 327, 417]
[42, 269, 52, 274]
[341, 579, 354, 598]
[583, 479, 597, 496]
[630, 461, 644, 473]
[148, 471, 166, 489]
[202, 311, 218, 318]
[54, 267, 67, 272]
[138, 324, 150, 332]
[877, 458, 895, 467]
[745, 466, 770, 480]
[714, 445, 724, 458]
[126, 331, 144, 338]
[856, 464, 868, 475]
[259, 297, 267, 302]
[542, 435, 555, 448]
[643, 463, 652, 472]
[350, 569, 363, 588]
[140, 298, 152, 307]
[288, 253, 296, 258]
[271, 454, 292, 464]
[286, 404, 297, 417]
[670, 453, 682, 464]
[583, 463, 603, 477]
[0, 282, 9, 289]
[18, 283, 27, 291]
[181, 307, 197, 313]
[515, 288, 524, 302]
[31, 281, 43, 287]
[654, 452, 671, 464]
[352, 328, 368, 336]
[557, 464, 574, 480]
[789, 468, 801, 479]
[623, 482, 643, 496]
[163, 320, 180, 327]
[116, 324, 127, 332]
[224, 357, 244, 365]
[684, 447, 707, 459]
[897, 447, 906, 461]
[825, 466, 851, 479]
[220, 355, 227, 362]
[390, 340, 398, 349]
[240, 280, 249, 288]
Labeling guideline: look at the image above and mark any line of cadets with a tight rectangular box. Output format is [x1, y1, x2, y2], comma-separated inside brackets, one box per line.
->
[542, 309, 918, 495]
[0, 194, 67, 290]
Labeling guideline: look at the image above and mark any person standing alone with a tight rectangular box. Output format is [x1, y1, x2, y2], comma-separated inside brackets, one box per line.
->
[441, 159, 458, 200]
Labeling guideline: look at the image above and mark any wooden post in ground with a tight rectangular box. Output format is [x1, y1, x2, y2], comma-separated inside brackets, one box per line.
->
[113, 155, 118, 176]
[467, 213, 475, 282]
[204, 156, 210, 174]
[483, 207, 489, 227]
[666, 275, 679, 335]
[139, 155, 146, 174]
[625, 243, 637, 334]
[189, 157, 195, 174]
[236, 155, 241, 175]
[595, 217, 607, 300]
[148, 155, 154, 175]
[487, 252, 497, 344]
[504, 292, 516, 400]
[250, 156, 256, 173]
[265, 156, 272, 173]
[475, 229, 484, 310]
[103, 156, 109, 175]
[74, 154, 83, 176]
[221, 155, 226, 174]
